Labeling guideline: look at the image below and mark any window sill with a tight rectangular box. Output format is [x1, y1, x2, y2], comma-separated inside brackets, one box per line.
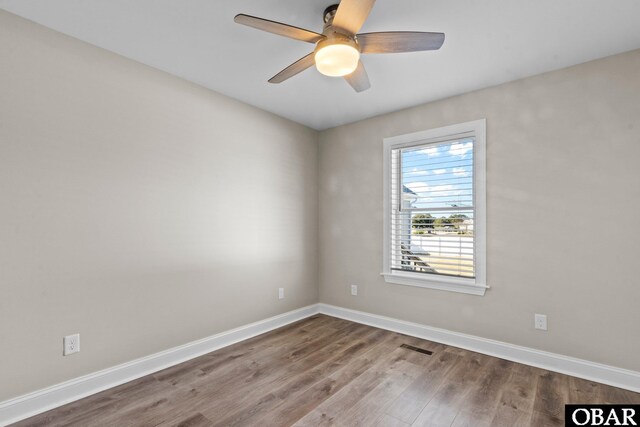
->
[381, 272, 488, 296]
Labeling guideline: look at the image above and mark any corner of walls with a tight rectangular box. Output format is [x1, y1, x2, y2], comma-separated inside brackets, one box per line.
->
[315, 48, 640, 374]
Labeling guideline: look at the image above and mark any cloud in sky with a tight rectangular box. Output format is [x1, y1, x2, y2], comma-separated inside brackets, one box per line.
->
[405, 181, 471, 208]
[406, 182, 460, 196]
[405, 168, 429, 177]
[449, 142, 473, 157]
[418, 146, 439, 157]
[433, 169, 447, 175]
[431, 184, 456, 194]
[452, 167, 470, 177]
[405, 181, 427, 194]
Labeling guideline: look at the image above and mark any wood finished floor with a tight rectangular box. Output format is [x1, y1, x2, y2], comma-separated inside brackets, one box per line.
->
[14, 314, 639, 427]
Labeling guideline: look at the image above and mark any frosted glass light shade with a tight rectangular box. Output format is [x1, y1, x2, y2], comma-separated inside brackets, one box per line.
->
[314, 43, 360, 77]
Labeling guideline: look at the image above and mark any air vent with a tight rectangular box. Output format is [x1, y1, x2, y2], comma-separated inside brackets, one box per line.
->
[400, 343, 433, 355]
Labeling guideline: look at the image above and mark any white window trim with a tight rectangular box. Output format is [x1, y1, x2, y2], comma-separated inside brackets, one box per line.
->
[382, 119, 488, 296]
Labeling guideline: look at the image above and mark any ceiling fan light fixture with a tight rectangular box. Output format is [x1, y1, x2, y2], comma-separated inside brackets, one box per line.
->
[314, 40, 360, 77]
[235, 0, 446, 91]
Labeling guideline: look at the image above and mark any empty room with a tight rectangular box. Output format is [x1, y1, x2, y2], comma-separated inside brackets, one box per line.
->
[1, 1, 639, 426]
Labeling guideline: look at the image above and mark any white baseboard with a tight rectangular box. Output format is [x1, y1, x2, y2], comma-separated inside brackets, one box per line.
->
[0, 304, 320, 426]
[3, 302, 638, 425]
[318, 303, 640, 393]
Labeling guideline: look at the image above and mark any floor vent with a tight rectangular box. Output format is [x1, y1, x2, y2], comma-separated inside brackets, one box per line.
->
[400, 344, 433, 355]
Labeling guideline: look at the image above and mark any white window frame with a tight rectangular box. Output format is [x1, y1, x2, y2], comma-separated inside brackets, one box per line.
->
[382, 119, 488, 296]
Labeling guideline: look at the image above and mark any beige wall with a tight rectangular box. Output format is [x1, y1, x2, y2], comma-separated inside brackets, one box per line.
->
[0, 11, 318, 401]
[318, 49, 640, 372]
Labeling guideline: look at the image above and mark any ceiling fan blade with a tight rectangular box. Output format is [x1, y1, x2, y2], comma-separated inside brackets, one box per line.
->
[234, 14, 325, 43]
[358, 31, 445, 54]
[269, 53, 316, 84]
[332, 0, 376, 35]
[344, 60, 371, 92]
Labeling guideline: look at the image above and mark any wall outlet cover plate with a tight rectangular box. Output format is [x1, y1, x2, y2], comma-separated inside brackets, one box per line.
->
[64, 334, 80, 356]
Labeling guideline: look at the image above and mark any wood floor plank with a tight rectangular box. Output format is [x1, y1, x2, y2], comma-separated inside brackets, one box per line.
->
[173, 412, 214, 427]
[57, 379, 176, 427]
[488, 405, 534, 427]
[197, 325, 370, 402]
[205, 327, 390, 426]
[487, 363, 540, 427]
[120, 319, 362, 426]
[12, 315, 640, 427]
[253, 350, 389, 427]
[532, 370, 570, 420]
[529, 410, 564, 427]
[385, 350, 462, 424]
[410, 352, 496, 427]
[375, 414, 411, 427]
[600, 382, 640, 404]
[292, 339, 424, 427]
[153, 323, 375, 426]
[568, 376, 603, 403]
[624, 389, 640, 404]
[450, 357, 515, 427]
[172, 318, 356, 394]
[330, 358, 424, 426]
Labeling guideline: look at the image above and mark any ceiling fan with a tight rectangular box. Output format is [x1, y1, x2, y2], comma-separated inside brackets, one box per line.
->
[234, 0, 445, 92]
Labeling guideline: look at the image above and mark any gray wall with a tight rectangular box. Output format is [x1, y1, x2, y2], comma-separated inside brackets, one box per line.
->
[318, 49, 640, 372]
[0, 11, 318, 401]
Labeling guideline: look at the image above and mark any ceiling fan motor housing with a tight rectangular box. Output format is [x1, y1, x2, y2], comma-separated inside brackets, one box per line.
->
[315, 32, 359, 55]
[321, 4, 360, 53]
[323, 4, 339, 24]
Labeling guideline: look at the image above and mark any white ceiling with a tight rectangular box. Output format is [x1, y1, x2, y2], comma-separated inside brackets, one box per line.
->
[2, 0, 640, 130]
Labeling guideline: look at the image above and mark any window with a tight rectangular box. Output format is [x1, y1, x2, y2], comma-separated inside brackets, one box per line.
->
[382, 119, 487, 295]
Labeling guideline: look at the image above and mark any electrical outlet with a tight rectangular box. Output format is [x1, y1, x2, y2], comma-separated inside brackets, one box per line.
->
[534, 314, 547, 331]
[278, 288, 284, 300]
[64, 334, 80, 356]
[351, 285, 358, 296]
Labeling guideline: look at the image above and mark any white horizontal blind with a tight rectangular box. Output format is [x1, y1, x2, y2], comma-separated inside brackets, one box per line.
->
[390, 137, 475, 278]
